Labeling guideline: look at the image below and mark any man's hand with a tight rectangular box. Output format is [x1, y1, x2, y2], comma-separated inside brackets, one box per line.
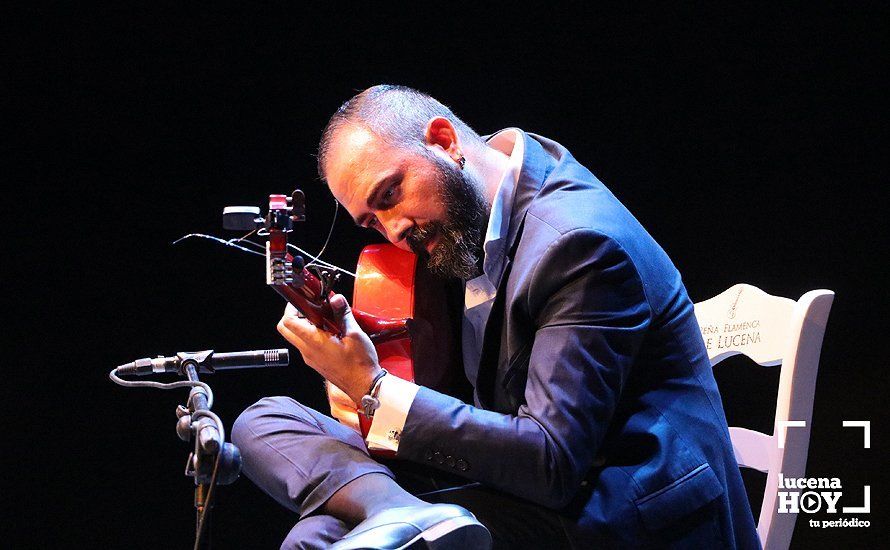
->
[325, 381, 361, 432]
[277, 294, 382, 405]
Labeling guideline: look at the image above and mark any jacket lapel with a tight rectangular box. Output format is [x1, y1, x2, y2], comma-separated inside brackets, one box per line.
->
[473, 132, 558, 409]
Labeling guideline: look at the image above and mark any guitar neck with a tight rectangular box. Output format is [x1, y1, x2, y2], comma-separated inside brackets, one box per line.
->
[266, 221, 410, 343]
[270, 271, 343, 336]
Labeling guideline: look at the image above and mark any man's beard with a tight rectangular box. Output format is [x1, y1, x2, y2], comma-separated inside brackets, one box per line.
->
[406, 156, 489, 280]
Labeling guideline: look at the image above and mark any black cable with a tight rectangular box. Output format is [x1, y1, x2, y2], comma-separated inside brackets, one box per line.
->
[193, 451, 222, 550]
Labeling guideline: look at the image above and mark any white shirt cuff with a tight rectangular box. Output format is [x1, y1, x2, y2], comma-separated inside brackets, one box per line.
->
[365, 375, 420, 452]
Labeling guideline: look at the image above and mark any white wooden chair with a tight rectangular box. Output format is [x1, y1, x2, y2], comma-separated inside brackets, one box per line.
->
[694, 284, 834, 550]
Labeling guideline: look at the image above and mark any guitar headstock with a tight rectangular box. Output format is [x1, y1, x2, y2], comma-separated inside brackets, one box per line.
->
[223, 190, 343, 336]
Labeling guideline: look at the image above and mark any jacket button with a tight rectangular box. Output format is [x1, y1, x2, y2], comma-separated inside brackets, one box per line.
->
[424, 449, 434, 461]
[456, 459, 469, 472]
[445, 455, 456, 468]
[433, 451, 444, 464]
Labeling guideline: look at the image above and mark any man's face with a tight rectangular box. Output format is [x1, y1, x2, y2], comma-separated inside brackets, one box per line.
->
[324, 126, 488, 279]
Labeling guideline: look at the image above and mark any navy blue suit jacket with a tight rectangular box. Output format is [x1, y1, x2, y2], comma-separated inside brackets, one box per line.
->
[399, 132, 759, 548]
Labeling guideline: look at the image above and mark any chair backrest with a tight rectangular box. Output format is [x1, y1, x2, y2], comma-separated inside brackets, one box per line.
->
[694, 284, 834, 550]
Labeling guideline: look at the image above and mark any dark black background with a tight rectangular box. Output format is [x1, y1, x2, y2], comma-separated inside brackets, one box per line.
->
[6, 4, 887, 549]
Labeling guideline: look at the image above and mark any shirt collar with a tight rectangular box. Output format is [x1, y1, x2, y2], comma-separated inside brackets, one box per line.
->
[479, 128, 525, 287]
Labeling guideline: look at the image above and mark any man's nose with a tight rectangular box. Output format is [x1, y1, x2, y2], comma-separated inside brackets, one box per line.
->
[376, 211, 412, 246]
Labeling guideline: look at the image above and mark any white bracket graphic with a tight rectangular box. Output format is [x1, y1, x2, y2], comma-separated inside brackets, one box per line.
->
[842, 420, 871, 449]
[842, 485, 871, 514]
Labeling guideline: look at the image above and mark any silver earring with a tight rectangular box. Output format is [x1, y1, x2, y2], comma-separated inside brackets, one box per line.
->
[457, 154, 466, 170]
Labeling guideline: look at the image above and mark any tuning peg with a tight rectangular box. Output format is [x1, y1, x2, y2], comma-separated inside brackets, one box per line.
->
[291, 190, 306, 222]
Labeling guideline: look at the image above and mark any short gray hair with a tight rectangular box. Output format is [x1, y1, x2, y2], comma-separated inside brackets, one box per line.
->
[317, 85, 484, 181]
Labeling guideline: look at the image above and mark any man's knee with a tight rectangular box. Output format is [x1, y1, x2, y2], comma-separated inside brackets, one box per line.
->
[232, 396, 320, 453]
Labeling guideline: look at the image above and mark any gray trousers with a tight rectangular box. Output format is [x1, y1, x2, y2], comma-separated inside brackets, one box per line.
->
[232, 397, 572, 550]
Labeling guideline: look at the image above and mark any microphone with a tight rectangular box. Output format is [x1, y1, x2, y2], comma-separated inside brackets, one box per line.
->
[116, 349, 289, 376]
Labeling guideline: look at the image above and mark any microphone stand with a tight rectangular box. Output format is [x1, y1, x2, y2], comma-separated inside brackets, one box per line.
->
[111, 348, 288, 548]
[174, 353, 243, 550]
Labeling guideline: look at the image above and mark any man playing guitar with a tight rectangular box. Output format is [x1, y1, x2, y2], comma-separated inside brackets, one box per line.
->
[233, 85, 759, 549]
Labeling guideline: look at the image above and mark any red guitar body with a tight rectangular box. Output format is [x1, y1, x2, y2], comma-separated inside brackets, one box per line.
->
[353, 244, 418, 384]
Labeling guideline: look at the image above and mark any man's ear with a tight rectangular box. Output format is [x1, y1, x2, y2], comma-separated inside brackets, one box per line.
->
[424, 116, 462, 160]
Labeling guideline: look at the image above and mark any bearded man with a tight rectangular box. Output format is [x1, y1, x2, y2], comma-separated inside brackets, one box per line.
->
[232, 85, 760, 549]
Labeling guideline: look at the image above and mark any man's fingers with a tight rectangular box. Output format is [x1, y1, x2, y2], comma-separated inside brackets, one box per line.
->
[278, 314, 314, 345]
[284, 303, 305, 318]
[277, 318, 299, 343]
[281, 295, 366, 347]
[329, 294, 350, 317]
[329, 293, 363, 335]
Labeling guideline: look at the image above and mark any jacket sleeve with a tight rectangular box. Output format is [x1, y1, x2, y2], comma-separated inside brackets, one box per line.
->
[397, 228, 652, 508]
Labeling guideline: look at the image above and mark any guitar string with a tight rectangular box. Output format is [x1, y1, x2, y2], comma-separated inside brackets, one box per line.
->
[303, 198, 339, 271]
[173, 233, 356, 277]
[173, 233, 264, 257]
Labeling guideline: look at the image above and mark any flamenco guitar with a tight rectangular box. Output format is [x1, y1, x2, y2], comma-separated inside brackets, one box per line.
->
[228, 192, 463, 455]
